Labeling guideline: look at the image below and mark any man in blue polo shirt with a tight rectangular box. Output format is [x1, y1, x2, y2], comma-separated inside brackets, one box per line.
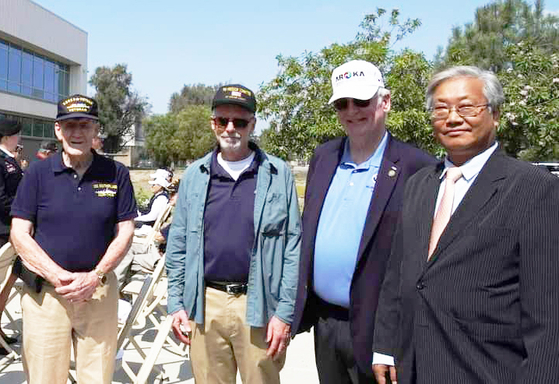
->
[10, 94, 137, 384]
[292, 60, 436, 383]
[166, 84, 301, 384]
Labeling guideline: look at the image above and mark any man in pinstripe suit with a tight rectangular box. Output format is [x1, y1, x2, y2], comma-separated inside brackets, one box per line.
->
[372, 66, 559, 384]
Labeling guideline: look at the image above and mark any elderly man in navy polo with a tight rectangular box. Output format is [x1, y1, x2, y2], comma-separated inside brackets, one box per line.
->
[292, 60, 435, 383]
[166, 84, 301, 384]
[10, 95, 137, 384]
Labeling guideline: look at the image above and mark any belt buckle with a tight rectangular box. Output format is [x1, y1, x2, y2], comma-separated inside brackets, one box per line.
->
[225, 284, 243, 295]
[225, 284, 235, 295]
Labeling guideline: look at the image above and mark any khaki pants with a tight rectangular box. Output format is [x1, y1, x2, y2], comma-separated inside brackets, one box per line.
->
[21, 272, 118, 384]
[190, 287, 286, 384]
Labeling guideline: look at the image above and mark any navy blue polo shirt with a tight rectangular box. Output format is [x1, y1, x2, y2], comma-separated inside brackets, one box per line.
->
[11, 151, 137, 272]
[203, 150, 260, 283]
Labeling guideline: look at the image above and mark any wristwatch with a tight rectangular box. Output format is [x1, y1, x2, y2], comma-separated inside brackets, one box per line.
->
[94, 267, 107, 286]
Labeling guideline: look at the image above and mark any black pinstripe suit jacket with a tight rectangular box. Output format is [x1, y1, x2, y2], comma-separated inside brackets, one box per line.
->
[374, 149, 559, 383]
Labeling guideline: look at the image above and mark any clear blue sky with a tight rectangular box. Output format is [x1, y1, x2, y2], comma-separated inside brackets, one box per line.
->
[33, 0, 559, 116]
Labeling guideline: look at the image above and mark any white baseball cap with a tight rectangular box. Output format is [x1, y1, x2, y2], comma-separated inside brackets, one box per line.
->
[328, 60, 384, 104]
[149, 176, 171, 189]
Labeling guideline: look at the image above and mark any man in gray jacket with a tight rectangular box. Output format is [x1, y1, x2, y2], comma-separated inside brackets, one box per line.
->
[166, 84, 301, 384]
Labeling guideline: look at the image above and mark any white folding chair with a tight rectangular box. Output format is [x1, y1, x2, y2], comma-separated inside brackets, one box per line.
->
[119, 257, 180, 383]
[132, 203, 173, 253]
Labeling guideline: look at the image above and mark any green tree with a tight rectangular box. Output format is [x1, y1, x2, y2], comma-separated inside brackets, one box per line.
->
[168, 83, 222, 114]
[436, 0, 559, 72]
[258, 8, 424, 160]
[434, 0, 559, 161]
[89, 64, 148, 153]
[144, 105, 215, 165]
[498, 41, 559, 161]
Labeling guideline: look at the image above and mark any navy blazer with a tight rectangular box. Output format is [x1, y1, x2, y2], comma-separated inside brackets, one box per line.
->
[374, 150, 559, 383]
[292, 133, 436, 376]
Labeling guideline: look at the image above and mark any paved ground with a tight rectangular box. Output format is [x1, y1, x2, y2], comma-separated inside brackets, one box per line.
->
[0, 292, 319, 383]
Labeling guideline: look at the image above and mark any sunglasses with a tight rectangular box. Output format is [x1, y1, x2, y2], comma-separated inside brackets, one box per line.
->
[212, 117, 252, 129]
[333, 98, 372, 111]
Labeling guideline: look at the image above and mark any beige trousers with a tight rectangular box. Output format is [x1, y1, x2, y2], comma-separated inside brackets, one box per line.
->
[21, 272, 118, 384]
[190, 286, 286, 384]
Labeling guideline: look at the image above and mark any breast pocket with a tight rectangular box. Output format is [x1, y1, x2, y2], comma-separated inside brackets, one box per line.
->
[261, 193, 287, 236]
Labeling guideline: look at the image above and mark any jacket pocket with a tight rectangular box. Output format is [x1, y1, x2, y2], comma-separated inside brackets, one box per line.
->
[261, 193, 287, 235]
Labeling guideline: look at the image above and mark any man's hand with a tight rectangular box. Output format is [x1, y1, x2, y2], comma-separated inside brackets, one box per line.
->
[373, 364, 397, 384]
[266, 316, 291, 360]
[171, 310, 192, 345]
[55, 271, 99, 302]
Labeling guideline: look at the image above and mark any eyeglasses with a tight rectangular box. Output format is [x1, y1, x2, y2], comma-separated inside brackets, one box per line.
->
[333, 98, 373, 111]
[430, 104, 490, 119]
[212, 117, 252, 129]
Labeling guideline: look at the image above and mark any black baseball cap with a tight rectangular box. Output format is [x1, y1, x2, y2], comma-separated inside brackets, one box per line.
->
[212, 84, 256, 113]
[57, 94, 99, 121]
[0, 119, 22, 136]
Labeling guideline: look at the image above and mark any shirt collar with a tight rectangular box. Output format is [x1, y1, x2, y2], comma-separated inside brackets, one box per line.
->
[340, 131, 389, 170]
[52, 149, 99, 175]
[210, 145, 261, 178]
[441, 142, 499, 181]
[0, 146, 14, 158]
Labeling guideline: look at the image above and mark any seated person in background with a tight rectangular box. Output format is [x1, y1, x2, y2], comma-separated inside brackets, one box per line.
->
[115, 180, 179, 289]
[151, 168, 173, 183]
[134, 174, 170, 228]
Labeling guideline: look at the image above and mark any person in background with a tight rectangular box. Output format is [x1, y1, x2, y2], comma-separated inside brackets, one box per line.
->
[134, 173, 170, 228]
[114, 179, 179, 289]
[36, 140, 58, 161]
[0, 119, 24, 353]
[10, 94, 136, 384]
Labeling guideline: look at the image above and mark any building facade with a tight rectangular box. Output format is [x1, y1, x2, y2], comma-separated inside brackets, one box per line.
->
[0, 0, 88, 162]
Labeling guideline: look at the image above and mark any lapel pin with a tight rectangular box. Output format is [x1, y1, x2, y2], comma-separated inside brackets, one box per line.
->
[388, 168, 397, 177]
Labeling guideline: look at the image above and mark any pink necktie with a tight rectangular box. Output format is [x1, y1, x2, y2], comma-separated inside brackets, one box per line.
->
[428, 167, 462, 259]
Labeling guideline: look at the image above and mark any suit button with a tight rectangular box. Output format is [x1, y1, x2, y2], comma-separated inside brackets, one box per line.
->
[416, 282, 425, 290]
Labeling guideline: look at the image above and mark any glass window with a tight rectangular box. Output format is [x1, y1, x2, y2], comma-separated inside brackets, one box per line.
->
[0, 39, 70, 103]
[33, 56, 44, 89]
[22, 51, 33, 86]
[0, 48, 7, 80]
[21, 118, 33, 136]
[45, 61, 54, 93]
[33, 122, 44, 137]
[8, 82, 20, 93]
[8, 46, 21, 83]
[58, 70, 67, 98]
[44, 122, 55, 138]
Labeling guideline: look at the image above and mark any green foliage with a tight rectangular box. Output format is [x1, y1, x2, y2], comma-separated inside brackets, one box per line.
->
[258, 8, 425, 160]
[144, 105, 215, 165]
[498, 42, 559, 161]
[436, 0, 559, 72]
[89, 64, 148, 153]
[135, 186, 152, 211]
[434, 0, 559, 161]
[168, 83, 223, 114]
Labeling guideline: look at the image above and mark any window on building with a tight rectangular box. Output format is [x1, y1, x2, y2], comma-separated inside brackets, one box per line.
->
[1, 113, 56, 139]
[0, 38, 70, 103]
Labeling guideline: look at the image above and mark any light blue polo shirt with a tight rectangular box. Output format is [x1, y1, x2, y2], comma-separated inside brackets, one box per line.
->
[314, 133, 388, 308]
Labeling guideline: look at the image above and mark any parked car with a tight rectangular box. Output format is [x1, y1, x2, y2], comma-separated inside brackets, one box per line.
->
[533, 162, 559, 177]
